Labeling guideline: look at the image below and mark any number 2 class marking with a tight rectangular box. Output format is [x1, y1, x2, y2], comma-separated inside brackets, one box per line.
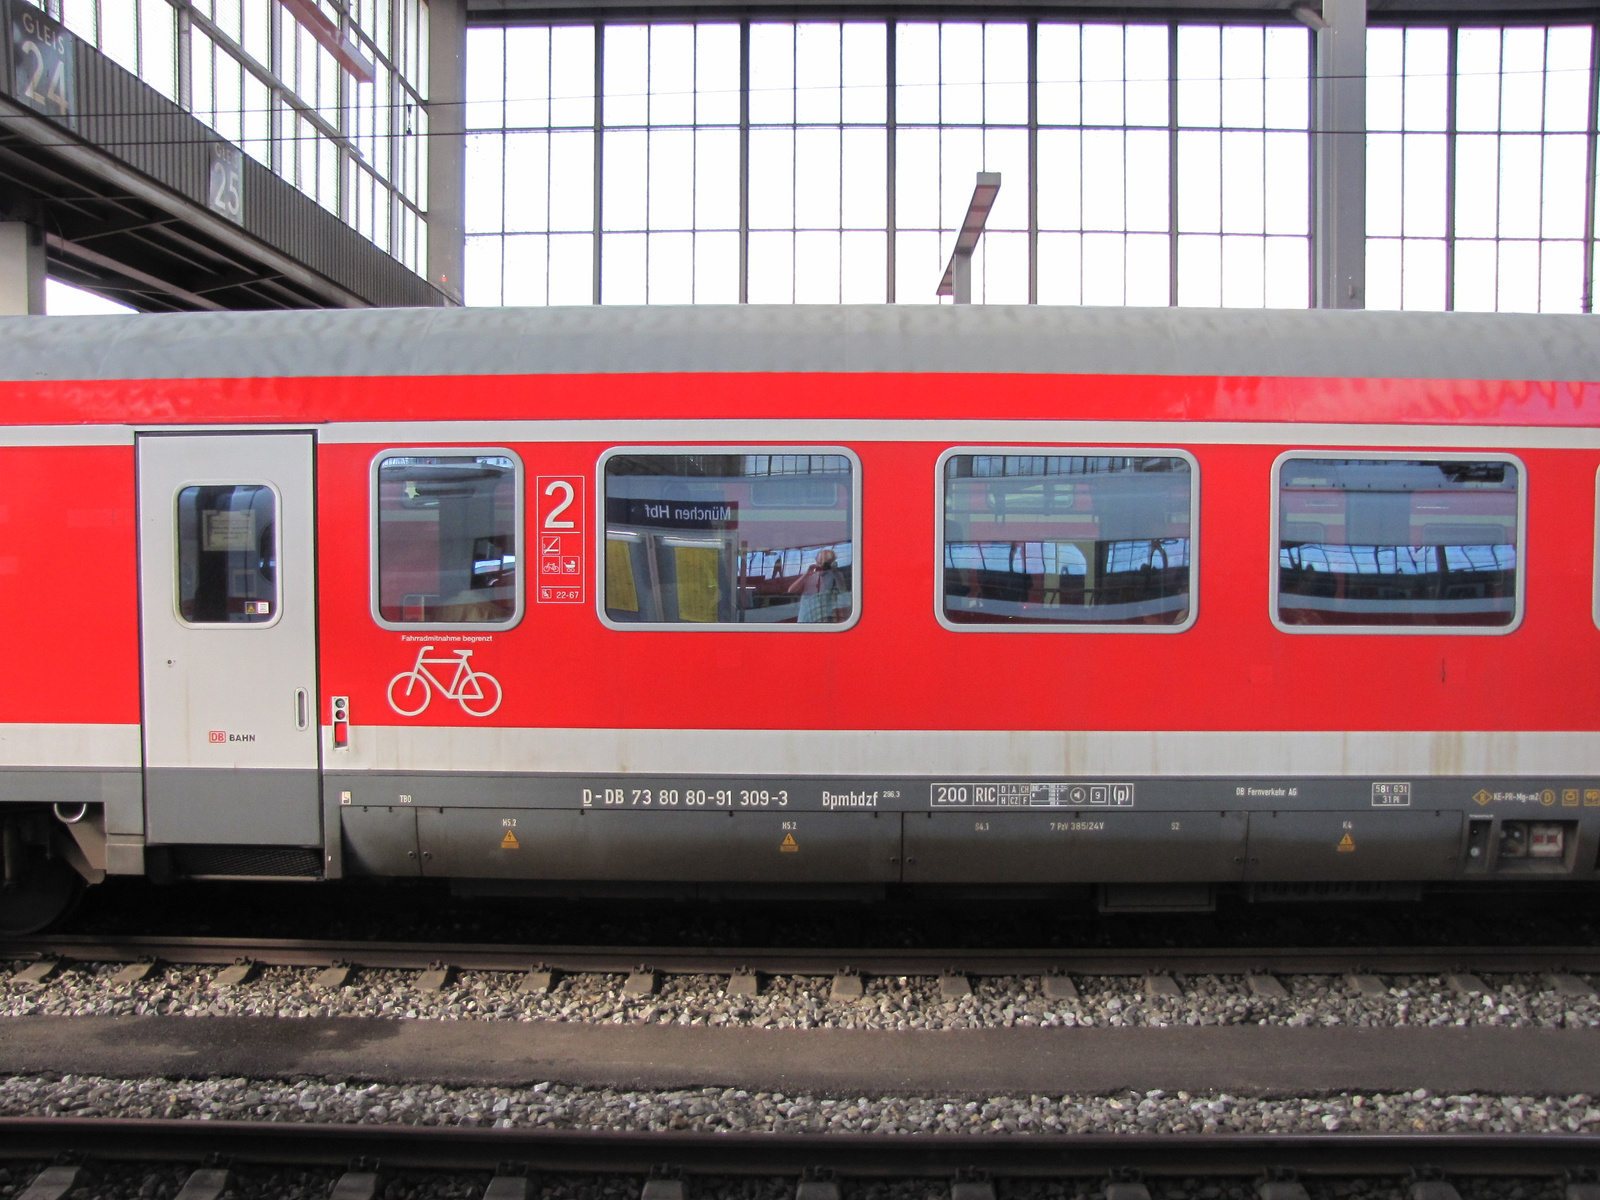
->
[544, 480, 575, 528]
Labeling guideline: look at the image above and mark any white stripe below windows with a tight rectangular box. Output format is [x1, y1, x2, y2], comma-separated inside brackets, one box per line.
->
[0, 724, 142, 769]
[324, 726, 1600, 778]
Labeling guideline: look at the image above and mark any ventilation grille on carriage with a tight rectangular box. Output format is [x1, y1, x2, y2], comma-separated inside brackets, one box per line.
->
[172, 845, 322, 878]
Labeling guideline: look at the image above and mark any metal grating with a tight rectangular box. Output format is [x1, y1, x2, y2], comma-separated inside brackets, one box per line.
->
[171, 845, 323, 879]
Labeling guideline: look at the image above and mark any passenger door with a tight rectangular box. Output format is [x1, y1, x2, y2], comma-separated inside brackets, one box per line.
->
[137, 432, 320, 847]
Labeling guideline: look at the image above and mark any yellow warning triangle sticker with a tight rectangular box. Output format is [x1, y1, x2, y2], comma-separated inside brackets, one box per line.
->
[780, 833, 798, 852]
[1337, 832, 1355, 852]
[501, 830, 520, 849]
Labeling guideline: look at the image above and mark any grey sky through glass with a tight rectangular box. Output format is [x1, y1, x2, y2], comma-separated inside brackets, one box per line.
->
[464, 18, 1597, 313]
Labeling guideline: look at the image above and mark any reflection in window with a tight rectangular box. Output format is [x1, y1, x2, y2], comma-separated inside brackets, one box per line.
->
[376, 455, 518, 625]
[177, 485, 277, 624]
[604, 453, 855, 625]
[942, 454, 1193, 626]
[1277, 458, 1519, 627]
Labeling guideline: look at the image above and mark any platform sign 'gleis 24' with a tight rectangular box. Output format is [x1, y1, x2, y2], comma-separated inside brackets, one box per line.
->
[9, 4, 74, 128]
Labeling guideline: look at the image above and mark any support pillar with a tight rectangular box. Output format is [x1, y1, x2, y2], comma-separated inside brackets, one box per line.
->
[1311, 0, 1366, 308]
[425, 0, 467, 305]
[952, 251, 972, 304]
[0, 224, 46, 315]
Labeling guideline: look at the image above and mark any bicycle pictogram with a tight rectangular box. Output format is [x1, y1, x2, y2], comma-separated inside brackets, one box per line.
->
[387, 645, 503, 717]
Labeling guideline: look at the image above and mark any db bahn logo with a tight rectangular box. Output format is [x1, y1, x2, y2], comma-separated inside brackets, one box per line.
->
[208, 730, 255, 743]
[387, 645, 503, 717]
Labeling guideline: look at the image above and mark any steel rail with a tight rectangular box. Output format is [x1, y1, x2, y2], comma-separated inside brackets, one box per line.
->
[0, 1120, 1596, 1176]
[2, 935, 1600, 978]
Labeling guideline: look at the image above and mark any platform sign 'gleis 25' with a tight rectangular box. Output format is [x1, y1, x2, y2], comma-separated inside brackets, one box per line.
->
[536, 476, 585, 604]
[9, 5, 75, 128]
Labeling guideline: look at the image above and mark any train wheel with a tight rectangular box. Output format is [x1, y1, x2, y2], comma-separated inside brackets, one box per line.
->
[0, 849, 81, 936]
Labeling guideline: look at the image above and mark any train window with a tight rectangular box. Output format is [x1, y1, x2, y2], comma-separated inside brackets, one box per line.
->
[372, 451, 522, 629]
[176, 484, 278, 625]
[601, 449, 859, 629]
[1273, 454, 1524, 632]
[938, 450, 1197, 631]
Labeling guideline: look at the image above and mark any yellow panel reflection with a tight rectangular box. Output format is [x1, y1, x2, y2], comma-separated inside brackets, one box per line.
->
[675, 545, 720, 622]
[606, 538, 639, 613]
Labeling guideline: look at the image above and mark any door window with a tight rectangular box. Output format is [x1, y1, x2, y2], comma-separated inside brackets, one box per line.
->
[176, 484, 278, 624]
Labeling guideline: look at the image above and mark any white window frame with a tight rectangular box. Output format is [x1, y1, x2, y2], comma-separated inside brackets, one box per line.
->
[1269, 448, 1527, 636]
[934, 445, 1201, 634]
[596, 445, 863, 633]
[369, 446, 526, 633]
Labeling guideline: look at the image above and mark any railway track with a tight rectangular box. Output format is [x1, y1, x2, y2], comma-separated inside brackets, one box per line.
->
[0, 1120, 1598, 1193]
[3, 935, 1600, 986]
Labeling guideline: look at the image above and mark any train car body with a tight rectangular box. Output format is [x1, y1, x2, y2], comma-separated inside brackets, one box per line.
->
[0, 304, 1597, 924]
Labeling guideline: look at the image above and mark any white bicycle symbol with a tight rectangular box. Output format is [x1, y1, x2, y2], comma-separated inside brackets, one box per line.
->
[387, 645, 503, 717]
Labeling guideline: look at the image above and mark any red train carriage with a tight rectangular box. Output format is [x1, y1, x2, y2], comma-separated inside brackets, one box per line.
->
[0, 304, 1596, 929]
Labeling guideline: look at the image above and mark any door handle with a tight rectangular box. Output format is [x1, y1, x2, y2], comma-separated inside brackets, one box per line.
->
[295, 689, 309, 731]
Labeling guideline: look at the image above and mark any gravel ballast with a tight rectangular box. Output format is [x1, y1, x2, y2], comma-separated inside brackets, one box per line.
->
[3, 1073, 1600, 1135]
[0, 964, 1595, 1031]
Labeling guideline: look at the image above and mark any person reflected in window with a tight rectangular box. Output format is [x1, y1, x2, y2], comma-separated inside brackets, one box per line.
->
[788, 548, 843, 623]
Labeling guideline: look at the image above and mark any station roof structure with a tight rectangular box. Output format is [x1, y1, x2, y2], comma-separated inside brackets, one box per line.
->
[466, 0, 1595, 21]
[0, 0, 447, 311]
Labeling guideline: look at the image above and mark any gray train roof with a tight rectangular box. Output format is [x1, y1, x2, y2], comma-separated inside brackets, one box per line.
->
[1, 304, 1596, 383]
